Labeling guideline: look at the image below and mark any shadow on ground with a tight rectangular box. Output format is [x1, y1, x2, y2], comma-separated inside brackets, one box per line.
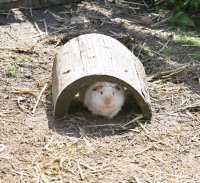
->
[46, 90, 143, 137]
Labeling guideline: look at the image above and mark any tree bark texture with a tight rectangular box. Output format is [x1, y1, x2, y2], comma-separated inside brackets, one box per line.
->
[52, 33, 152, 120]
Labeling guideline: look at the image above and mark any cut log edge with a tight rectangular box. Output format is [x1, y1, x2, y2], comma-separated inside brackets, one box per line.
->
[53, 75, 152, 120]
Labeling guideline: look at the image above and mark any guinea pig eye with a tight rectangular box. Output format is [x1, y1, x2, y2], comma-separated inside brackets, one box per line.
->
[115, 85, 122, 91]
[100, 91, 103, 95]
[92, 85, 103, 91]
[112, 91, 114, 95]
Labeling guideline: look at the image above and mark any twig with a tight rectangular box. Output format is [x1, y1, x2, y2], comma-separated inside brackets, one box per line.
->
[134, 146, 153, 156]
[43, 19, 48, 36]
[76, 122, 86, 137]
[6, 9, 12, 19]
[144, 133, 166, 145]
[46, 10, 65, 22]
[156, 0, 165, 5]
[0, 55, 18, 59]
[134, 175, 140, 183]
[34, 22, 44, 37]
[142, 0, 149, 9]
[147, 65, 187, 82]
[40, 173, 48, 183]
[176, 102, 200, 112]
[34, 164, 40, 183]
[32, 83, 47, 113]
[185, 110, 200, 122]
[122, 114, 144, 127]
[77, 160, 84, 180]
[195, 154, 200, 158]
[49, 25, 77, 35]
[151, 156, 166, 164]
[0, 46, 37, 54]
[145, 177, 153, 183]
[30, 7, 33, 17]
[10, 169, 27, 176]
[17, 99, 31, 113]
[120, 0, 147, 6]
[158, 39, 171, 53]
[151, 16, 171, 27]
[11, 87, 48, 95]
[0, 10, 10, 15]
[136, 121, 149, 133]
[79, 162, 96, 171]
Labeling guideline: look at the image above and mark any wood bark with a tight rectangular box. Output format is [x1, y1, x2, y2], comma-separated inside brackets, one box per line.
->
[52, 33, 152, 119]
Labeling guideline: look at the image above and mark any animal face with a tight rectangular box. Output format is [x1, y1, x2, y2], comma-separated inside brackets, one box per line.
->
[84, 82, 125, 118]
[91, 82, 124, 109]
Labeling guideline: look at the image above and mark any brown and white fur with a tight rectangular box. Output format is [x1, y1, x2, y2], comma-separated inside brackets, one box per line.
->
[80, 82, 125, 118]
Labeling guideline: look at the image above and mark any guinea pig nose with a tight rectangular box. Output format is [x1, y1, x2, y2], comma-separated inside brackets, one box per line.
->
[104, 97, 111, 105]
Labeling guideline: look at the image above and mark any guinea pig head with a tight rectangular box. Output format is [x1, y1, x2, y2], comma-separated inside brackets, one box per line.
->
[92, 82, 124, 108]
[84, 82, 125, 118]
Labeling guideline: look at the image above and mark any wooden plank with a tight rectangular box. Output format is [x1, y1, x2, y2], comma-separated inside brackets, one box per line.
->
[52, 33, 152, 119]
[0, 0, 82, 10]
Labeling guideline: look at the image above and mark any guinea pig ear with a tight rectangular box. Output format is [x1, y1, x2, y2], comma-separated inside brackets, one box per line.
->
[114, 85, 123, 91]
[92, 84, 103, 91]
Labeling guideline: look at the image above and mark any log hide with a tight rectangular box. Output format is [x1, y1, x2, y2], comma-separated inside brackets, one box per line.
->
[52, 33, 152, 119]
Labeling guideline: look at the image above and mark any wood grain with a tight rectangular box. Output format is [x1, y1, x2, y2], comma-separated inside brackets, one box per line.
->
[52, 33, 152, 119]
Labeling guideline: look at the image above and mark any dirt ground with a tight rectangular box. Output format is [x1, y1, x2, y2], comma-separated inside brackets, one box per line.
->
[0, 1, 200, 182]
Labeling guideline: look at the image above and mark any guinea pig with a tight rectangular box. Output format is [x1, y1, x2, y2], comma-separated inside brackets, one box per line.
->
[81, 82, 125, 118]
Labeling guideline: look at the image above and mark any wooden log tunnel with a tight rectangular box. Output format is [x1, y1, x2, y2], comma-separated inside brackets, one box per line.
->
[52, 33, 152, 119]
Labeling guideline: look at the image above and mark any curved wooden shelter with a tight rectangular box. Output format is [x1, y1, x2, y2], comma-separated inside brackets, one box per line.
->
[52, 33, 152, 119]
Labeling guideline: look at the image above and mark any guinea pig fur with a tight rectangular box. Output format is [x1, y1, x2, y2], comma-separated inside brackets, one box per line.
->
[82, 82, 125, 118]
